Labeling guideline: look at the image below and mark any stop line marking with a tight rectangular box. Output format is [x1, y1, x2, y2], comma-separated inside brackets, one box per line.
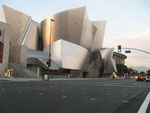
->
[138, 91, 150, 113]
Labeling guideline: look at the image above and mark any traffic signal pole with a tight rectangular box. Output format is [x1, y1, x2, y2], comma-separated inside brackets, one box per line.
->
[117, 45, 150, 54]
[122, 47, 150, 54]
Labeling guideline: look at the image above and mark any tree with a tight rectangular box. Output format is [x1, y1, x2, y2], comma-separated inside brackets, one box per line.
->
[147, 70, 150, 74]
[116, 64, 128, 74]
[128, 68, 136, 76]
[140, 71, 145, 76]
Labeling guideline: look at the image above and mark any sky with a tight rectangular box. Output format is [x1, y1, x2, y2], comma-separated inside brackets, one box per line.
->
[0, 0, 150, 70]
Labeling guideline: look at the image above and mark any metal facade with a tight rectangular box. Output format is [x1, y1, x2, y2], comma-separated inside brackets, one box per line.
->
[0, 5, 125, 77]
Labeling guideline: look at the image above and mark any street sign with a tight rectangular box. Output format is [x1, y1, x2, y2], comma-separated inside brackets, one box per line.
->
[125, 50, 131, 53]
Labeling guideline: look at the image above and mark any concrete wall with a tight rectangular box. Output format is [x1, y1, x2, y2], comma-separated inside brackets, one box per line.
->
[0, 21, 10, 76]
[9, 45, 28, 67]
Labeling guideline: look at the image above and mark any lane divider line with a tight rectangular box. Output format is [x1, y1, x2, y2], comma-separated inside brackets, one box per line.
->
[138, 91, 150, 113]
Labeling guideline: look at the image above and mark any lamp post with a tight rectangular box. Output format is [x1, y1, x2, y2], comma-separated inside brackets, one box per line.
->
[48, 19, 54, 78]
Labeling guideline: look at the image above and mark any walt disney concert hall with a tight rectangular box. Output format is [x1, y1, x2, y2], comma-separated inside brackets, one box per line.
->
[0, 5, 126, 78]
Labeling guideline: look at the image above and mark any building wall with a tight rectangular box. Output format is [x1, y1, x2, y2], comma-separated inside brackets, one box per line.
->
[9, 45, 28, 67]
[41, 7, 86, 50]
[2, 5, 31, 45]
[21, 20, 40, 50]
[91, 21, 106, 52]
[0, 21, 10, 76]
[1, 5, 40, 51]
[113, 52, 127, 65]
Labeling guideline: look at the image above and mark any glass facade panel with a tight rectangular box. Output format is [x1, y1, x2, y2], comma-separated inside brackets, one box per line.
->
[0, 29, 4, 63]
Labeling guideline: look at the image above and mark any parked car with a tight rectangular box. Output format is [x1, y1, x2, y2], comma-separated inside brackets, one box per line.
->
[136, 76, 146, 81]
[146, 75, 150, 82]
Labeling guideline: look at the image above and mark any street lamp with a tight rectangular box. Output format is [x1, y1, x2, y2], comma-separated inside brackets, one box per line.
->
[46, 18, 54, 79]
[48, 19, 55, 67]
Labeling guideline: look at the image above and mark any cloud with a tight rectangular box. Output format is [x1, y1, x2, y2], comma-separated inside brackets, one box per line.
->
[103, 29, 150, 67]
[104, 29, 150, 49]
[129, 66, 150, 73]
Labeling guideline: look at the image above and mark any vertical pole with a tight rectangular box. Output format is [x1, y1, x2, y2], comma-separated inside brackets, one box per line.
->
[48, 20, 51, 79]
[49, 20, 52, 67]
[48, 19, 54, 79]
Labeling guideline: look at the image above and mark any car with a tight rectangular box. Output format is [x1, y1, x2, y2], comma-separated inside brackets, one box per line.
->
[136, 76, 146, 81]
[146, 75, 150, 82]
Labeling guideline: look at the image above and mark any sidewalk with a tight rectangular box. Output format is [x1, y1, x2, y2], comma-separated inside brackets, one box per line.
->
[0, 77, 112, 82]
[0, 77, 42, 82]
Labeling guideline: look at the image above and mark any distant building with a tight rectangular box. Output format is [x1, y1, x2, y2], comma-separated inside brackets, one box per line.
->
[113, 52, 127, 65]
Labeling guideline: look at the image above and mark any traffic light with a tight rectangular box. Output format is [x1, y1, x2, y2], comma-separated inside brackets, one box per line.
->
[118, 45, 121, 52]
[46, 61, 50, 67]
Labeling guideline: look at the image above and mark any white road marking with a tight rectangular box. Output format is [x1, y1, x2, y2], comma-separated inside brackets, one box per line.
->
[90, 98, 96, 101]
[122, 100, 128, 103]
[82, 92, 86, 94]
[106, 93, 110, 96]
[62, 96, 67, 98]
[138, 91, 150, 113]
[18, 90, 22, 93]
[38, 93, 43, 95]
[42, 88, 46, 90]
[61, 90, 65, 92]
[1, 88, 5, 90]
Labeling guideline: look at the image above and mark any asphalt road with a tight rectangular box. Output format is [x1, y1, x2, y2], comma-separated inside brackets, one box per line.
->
[0, 78, 150, 113]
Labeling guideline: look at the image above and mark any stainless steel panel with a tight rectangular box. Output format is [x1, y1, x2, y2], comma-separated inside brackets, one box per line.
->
[91, 21, 106, 52]
[2, 5, 31, 45]
[22, 20, 40, 50]
[43, 39, 89, 70]
[100, 48, 117, 74]
[41, 7, 86, 49]
[28, 49, 59, 70]
[88, 51, 103, 78]
[80, 12, 97, 50]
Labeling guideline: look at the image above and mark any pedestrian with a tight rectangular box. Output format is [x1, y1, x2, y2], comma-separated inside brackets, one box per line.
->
[113, 75, 115, 79]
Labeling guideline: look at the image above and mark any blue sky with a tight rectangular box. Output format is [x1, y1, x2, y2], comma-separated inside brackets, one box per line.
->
[0, 0, 150, 68]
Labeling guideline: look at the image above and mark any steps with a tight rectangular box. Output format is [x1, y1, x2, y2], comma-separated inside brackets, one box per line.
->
[8, 63, 37, 78]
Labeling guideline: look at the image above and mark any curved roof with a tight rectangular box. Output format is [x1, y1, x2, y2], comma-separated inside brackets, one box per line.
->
[27, 49, 59, 70]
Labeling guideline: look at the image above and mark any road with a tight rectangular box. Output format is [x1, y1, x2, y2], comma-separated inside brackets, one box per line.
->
[0, 78, 150, 113]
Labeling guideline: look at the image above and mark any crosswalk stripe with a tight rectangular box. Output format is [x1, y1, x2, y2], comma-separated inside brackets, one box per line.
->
[138, 91, 150, 113]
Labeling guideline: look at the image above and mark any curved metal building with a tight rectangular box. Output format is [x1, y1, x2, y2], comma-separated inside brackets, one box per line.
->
[41, 7, 106, 52]
[1, 5, 40, 50]
[0, 5, 127, 78]
[41, 7, 113, 77]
